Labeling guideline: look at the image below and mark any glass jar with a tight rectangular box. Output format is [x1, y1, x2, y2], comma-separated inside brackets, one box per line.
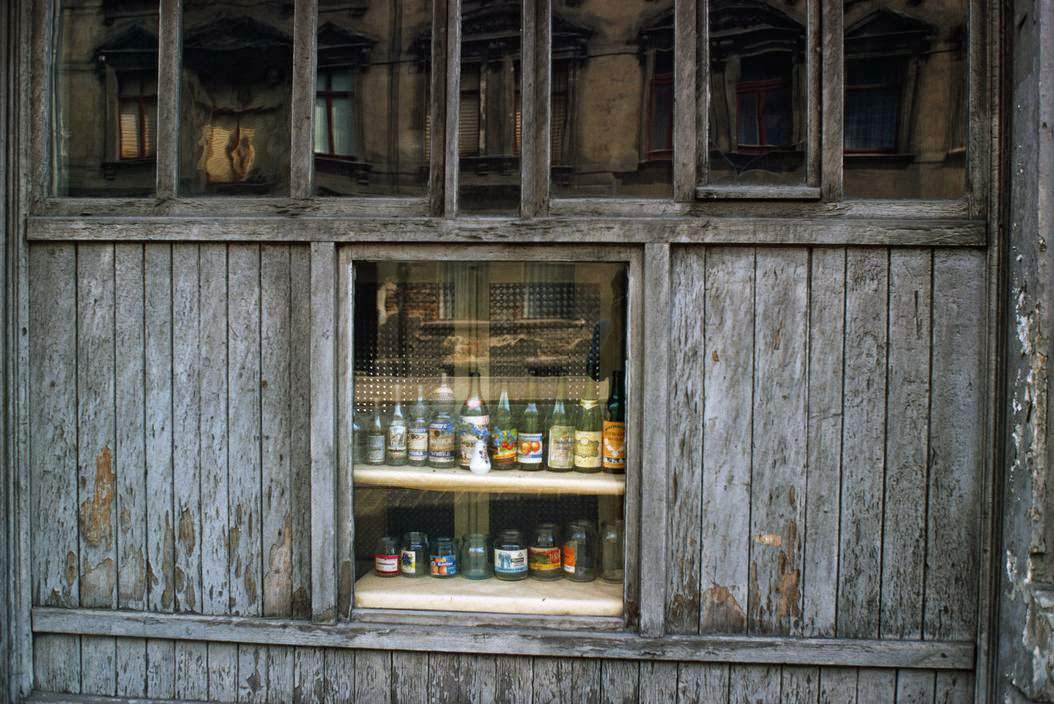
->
[374, 535, 400, 578]
[430, 537, 458, 578]
[563, 520, 597, 582]
[460, 533, 491, 580]
[529, 523, 563, 580]
[400, 531, 429, 577]
[601, 520, 624, 583]
[493, 529, 528, 581]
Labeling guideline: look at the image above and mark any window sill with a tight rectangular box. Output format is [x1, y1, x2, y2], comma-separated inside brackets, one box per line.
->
[695, 184, 821, 201]
[353, 463, 625, 495]
[844, 152, 917, 166]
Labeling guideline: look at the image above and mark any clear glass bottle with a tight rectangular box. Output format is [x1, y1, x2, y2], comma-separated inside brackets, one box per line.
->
[351, 411, 366, 465]
[386, 383, 408, 466]
[574, 376, 603, 473]
[601, 520, 625, 583]
[546, 376, 574, 472]
[366, 399, 386, 466]
[460, 533, 492, 580]
[490, 379, 518, 469]
[428, 372, 457, 468]
[563, 520, 597, 582]
[517, 371, 544, 471]
[602, 369, 626, 473]
[459, 370, 490, 469]
[407, 383, 430, 466]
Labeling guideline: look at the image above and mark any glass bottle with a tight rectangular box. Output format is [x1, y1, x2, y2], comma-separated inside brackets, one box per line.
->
[366, 399, 386, 466]
[546, 376, 574, 472]
[489, 379, 518, 469]
[517, 371, 544, 471]
[461, 533, 492, 580]
[407, 383, 430, 466]
[601, 520, 625, 583]
[602, 370, 626, 473]
[351, 411, 366, 465]
[574, 376, 603, 473]
[386, 383, 408, 466]
[459, 370, 490, 469]
[374, 536, 400, 577]
[563, 520, 597, 582]
[428, 372, 457, 468]
[493, 529, 528, 581]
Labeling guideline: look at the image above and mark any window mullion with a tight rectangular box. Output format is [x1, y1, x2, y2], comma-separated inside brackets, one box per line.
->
[291, 0, 318, 199]
[156, 0, 182, 198]
[821, 0, 844, 201]
[673, 0, 698, 201]
[520, 0, 550, 218]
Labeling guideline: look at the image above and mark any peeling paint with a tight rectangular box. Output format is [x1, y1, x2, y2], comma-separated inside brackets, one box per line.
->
[754, 533, 782, 547]
[80, 446, 115, 548]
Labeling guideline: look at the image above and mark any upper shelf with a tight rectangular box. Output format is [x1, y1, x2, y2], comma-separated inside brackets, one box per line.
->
[353, 464, 625, 495]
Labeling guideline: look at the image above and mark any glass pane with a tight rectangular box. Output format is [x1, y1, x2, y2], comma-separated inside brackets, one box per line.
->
[54, 0, 159, 196]
[551, 3, 673, 199]
[843, 0, 966, 198]
[180, 0, 292, 196]
[458, 1, 521, 214]
[315, 0, 431, 197]
[351, 260, 629, 616]
[708, 0, 807, 186]
[314, 97, 329, 154]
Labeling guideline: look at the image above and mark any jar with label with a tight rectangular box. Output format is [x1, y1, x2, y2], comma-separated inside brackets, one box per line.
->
[400, 531, 429, 577]
[374, 535, 400, 578]
[430, 537, 458, 578]
[601, 520, 624, 583]
[563, 520, 597, 582]
[528, 523, 562, 580]
[460, 533, 491, 580]
[494, 529, 528, 581]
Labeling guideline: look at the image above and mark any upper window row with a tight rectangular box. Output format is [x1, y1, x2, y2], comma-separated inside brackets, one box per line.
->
[53, 0, 967, 203]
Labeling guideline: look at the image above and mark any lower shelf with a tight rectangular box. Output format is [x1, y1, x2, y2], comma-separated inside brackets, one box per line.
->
[354, 571, 624, 617]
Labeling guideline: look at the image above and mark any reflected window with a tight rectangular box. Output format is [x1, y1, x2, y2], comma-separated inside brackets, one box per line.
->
[845, 61, 898, 154]
[315, 69, 362, 159]
[118, 71, 158, 160]
[735, 55, 792, 152]
[647, 52, 674, 159]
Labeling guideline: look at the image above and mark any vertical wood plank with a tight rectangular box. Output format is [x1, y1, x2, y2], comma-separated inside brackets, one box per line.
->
[391, 651, 428, 704]
[457, 653, 495, 703]
[749, 249, 808, 635]
[533, 658, 571, 704]
[173, 244, 202, 614]
[925, 251, 985, 641]
[115, 637, 148, 698]
[266, 646, 295, 704]
[639, 661, 677, 704]
[818, 667, 856, 704]
[311, 242, 338, 621]
[820, 0, 843, 201]
[667, 247, 705, 634]
[238, 644, 269, 703]
[33, 634, 81, 694]
[729, 665, 780, 704]
[293, 647, 326, 704]
[933, 671, 973, 704]
[80, 636, 116, 696]
[443, 0, 461, 216]
[673, 0, 698, 199]
[781, 666, 820, 704]
[209, 643, 239, 703]
[336, 250, 354, 619]
[262, 246, 293, 618]
[837, 249, 888, 639]
[290, 246, 313, 618]
[174, 640, 209, 701]
[493, 656, 532, 704]
[856, 669, 896, 704]
[802, 248, 845, 637]
[228, 244, 263, 616]
[895, 670, 935, 704]
[677, 663, 728, 704]
[428, 652, 462, 704]
[804, 0, 821, 187]
[354, 651, 392, 704]
[520, 0, 550, 217]
[323, 649, 354, 703]
[700, 247, 754, 634]
[115, 244, 147, 610]
[290, 0, 317, 198]
[155, 0, 181, 197]
[145, 639, 175, 699]
[145, 244, 175, 614]
[641, 242, 671, 636]
[428, 0, 449, 215]
[200, 244, 230, 616]
[880, 250, 932, 639]
[600, 660, 639, 704]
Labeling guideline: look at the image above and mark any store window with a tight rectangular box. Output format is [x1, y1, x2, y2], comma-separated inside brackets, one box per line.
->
[117, 70, 158, 160]
[350, 260, 629, 617]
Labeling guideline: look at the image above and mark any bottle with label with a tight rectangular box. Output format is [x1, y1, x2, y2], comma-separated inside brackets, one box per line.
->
[374, 536, 400, 578]
[386, 383, 408, 466]
[407, 383, 430, 466]
[546, 376, 574, 472]
[529, 523, 562, 581]
[458, 370, 490, 469]
[493, 529, 528, 581]
[517, 371, 544, 471]
[574, 376, 603, 473]
[351, 411, 366, 465]
[428, 372, 457, 468]
[489, 379, 518, 468]
[602, 369, 626, 473]
[366, 399, 386, 465]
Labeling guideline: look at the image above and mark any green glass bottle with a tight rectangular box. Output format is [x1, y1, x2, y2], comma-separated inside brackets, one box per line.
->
[602, 370, 626, 473]
[517, 371, 544, 471]
[574, 376, 603, 473]
[489, 379, 518, 469]
[546, 376, 574, 472]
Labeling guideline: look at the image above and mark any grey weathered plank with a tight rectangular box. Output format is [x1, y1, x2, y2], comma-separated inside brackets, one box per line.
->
[933, 670, 972, 704]
[266, 646, 295, 704]
[33, 635, 80, 694]
[428, 653, 461, 704]
[533, 659, 570, 704]
[199, 244, 230, 616]
[261, 246, 293, 618]
[323, 649, 354, 703]
[208, 642, 238, 703]
[571, 659, 602, 703]
[290, 0, 317, 198]
[442, 0, 461, 216]
[802, 249, 846, 637]
[144, 245, 175, 614]
[749, 249, 808, 635]
[115, 637, 147, 697]
[79, 637, 116, 696]
[353, 651, 391, 704]
[391, 651, 428, 704]
[520, 0, 550, 217]
[880, 250, 932, 639]
[837, 249, 889, 639]
[895, 670, 935, 704]
[174, 641, 208, 700]
[667, 247, 705, 634]
[638, 661, 677, 704]
[227, 245, 262, 616]
[428, 0, 448, 215]
[673, 0, 697, 199]
[600, 659, 639, 704]
[289, 246, 313, 619]
[144, 639, 174, 699]
[856, 669, 896, 704]
[781, 666, 820, 704]
[77, 244, 118, 610]
[819, 0, 843, 201]
[493, 656, 532, 704]
[817, 667, 856, 704]
[456, 654, 495, 703]
[700, 248, 754, 633]
[238, 644, 268, 703]
[676, 663, 728, 704]
[172, 244, 202, 614]
[335, 250, 354, 621]
[728, 664, 780, 704]
[925, 251, 985, 642]
[293, 648, 325, 704]
[155, 0, 181, 197]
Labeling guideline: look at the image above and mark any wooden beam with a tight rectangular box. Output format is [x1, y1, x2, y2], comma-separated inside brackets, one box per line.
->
[820, 0, 843, 201]
[156, 0, 182, 198]
[673, 0, 697, 200]
[290, 0, 318, 198]
[429, 0, 449, 215]
[520, 0, 550, 217]
[30, 608, 976, 670]
[444, 0, 461, 216]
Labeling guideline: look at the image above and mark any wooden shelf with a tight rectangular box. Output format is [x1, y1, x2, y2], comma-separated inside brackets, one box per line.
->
[354, 572, 623, 617]
[353, 464, 625, 495]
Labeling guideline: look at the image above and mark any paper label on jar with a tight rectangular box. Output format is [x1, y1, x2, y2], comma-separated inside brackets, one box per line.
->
[400, 549, 417, 574]
[494, 548, 528, 575]
[408, 424, 429, 461]
[375, 554, 399, 575]
[517, 432, 543, 464]
[574, 430, 602, 469]
[428, 420, 455, 461]
[563, 544, 577, 572]
[529, 546, 562, 573]
[602, 421, 626, 470]
[459, 415, 490, 466]
[430, 554, 458, 576]
[490, 427, 518, 462]
[367, 434, 385, 463]
[548, 425, 575, 469]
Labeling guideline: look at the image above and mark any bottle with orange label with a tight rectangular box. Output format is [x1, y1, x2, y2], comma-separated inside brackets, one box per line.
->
[602, 369, 626, 473]
[529, 524, 562, 580]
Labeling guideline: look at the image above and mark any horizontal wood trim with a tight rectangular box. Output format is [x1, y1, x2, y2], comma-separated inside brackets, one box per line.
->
[352, 465, 626, 495]
[25, 217, 987, 247]
[31, 608, 975, 670]
[32, 197, 431, 218]
[347, 608, 627, 631]
[551, 197, 973, 219]
[26, 694, 211, 704]
[695, 186, 823, 201]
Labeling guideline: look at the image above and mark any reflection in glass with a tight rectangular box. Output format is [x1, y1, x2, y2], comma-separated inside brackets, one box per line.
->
[457, 0, 523, 214]
[551, 3, 673, 198]
[315, 0, 431, 196]
[55, 0, 160, 196]
[179, 2, 293, 196]
[843, 1, 966, 199]
[708, 0, 807, 186]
